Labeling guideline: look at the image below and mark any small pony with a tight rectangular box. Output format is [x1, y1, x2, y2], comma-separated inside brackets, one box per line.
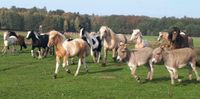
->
[168, 27, 189, 49]
[48, 30, 90, 78]
[26, 30, 49, 59]
[99, 26, 127, 65]
[158, 30, 193, 49]
[130, 29, 149, 49]
[2, 31, 27, 54]
[80, 28, 102, 63]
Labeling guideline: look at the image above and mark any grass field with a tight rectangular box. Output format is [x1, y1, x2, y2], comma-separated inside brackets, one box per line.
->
[0, 31, 200, 98]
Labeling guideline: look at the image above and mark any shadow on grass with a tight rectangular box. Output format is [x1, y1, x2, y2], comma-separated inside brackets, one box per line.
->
[0, 65, 27, 72]
[88, 67, 123, 74]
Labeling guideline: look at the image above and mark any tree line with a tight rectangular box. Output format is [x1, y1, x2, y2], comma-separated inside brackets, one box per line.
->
[0, 6, 200, 36]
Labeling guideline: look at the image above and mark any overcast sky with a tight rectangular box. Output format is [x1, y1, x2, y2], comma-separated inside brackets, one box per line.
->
[1, 0, 199, 18]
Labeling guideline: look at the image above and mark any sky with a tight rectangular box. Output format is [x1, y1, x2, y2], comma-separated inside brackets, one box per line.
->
[0, 0, 200, 18]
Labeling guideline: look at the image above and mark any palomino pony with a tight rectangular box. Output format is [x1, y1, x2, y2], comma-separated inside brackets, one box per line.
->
[80, 28, 102, 63]
[26, 30, 49, 59]
[48, 30, 90, 78]
[130, 29, 149, 49]
[99, 26, 127, 65]
[2, 31, 27, 54]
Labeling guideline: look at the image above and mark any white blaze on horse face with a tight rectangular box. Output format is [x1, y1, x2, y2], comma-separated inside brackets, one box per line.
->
[79, 28, 84, 37]
[26, 31, 31, 38]
[157, 32, 162, 41]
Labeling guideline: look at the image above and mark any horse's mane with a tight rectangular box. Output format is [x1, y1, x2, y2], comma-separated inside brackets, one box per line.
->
[49, 30, 66, 42]
[101, 26, 116, 39]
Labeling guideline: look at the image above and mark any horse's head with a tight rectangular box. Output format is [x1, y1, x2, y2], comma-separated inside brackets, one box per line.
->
[48, 30, 65, 47]
[79, 28, 86, 37]
[157, 32, 169, 41]
[169, 27, 181, 42]
[26, 31, 35, 39]
[117, 42, 128, 62]
[99, 26, 109, 40]
[130, 29, 141, 41]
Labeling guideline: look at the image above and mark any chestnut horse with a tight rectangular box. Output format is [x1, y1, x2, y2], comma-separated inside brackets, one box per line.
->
[48, 30, 90, 78]
[99, 26, 127, 65]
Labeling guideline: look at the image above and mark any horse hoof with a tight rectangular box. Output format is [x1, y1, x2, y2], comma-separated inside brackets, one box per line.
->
[178, 79, 182, 82]
[112, 57, 117, 62]
[53, 74, 57, 79]
[101, 63, 106, 67]
[67, 70, 71, 74]
[74, 73, 78, 77]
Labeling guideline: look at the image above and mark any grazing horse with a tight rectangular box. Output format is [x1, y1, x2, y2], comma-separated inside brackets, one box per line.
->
[80, 28, 102, 63]
[26, 30, 49, 58]
[48, 30, 90, 78]
[130, 29, 149, 49]
[99, 26, 127, 65]
[2, 31, 27, 54]
[168, 27, 189, 49]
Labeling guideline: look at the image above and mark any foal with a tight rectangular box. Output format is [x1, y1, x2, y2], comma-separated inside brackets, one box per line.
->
[48, 30, 90, 78]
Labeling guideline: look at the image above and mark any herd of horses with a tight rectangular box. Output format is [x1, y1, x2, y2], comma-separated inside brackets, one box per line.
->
[1, 26, 199, 84]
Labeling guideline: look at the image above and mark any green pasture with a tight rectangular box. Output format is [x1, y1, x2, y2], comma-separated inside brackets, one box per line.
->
[0, 31, 200, 99]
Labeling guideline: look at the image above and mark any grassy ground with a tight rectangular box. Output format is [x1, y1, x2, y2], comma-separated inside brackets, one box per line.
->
[0, 31, 200, 98]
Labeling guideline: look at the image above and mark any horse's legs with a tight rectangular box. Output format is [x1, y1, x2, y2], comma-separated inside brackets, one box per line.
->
[97, 51, 101, 63]
[62, 56, 70, 73]
[190, 62, 200, 81]
[146, 61, 154, 80]
[166, 66, 175, 85]
[91, 48, 96, 63]
[112, 48, 117, 62]
[1, 46, 7, 54]
[31, 46, 35, 58]
[44, 47, 49, 57]
[38, 48, 42, 59]
[131, 65, 140, 82]
[83, 58, 88, 72]
[103, 48, 108, 65]
[75, 58, 82, 76]
[54, 56, 60, 79]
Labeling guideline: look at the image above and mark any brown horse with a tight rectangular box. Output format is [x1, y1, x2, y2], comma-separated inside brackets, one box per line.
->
[48, 30, 90, 78]
[158, 30, 193, 49]
[168, 27, 189, 49]
[99, 26, 127, 65]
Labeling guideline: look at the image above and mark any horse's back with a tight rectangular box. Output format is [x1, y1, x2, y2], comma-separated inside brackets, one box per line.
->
[116, 34, 127, 43]
[63, 38, 90, 57]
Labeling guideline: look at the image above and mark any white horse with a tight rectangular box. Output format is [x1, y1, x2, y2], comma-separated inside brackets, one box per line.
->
[1, 32, 18, 54]
[99, 26, 127, 65]
[80, 28, 102, 63]
[130, 29, 149, 49]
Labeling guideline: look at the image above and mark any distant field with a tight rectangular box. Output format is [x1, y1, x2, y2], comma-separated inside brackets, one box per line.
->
[0, 30, 200, 98]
